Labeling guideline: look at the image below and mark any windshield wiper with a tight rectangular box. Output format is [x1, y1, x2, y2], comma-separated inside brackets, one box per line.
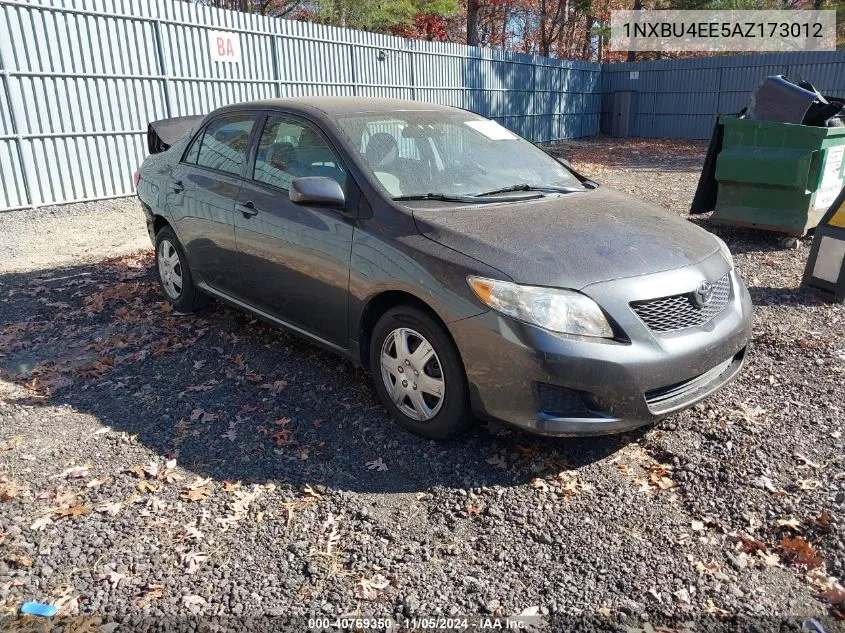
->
[393, 193, 499, 203]
[473, 183, 584, 197]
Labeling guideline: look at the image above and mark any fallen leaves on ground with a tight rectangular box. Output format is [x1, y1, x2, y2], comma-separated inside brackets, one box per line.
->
[366, 457, 388, 472]
[485, 454, 508, 469]
[356, 573, 390, 600]
[182, 551, 208, 575]
[260, 379, 288, 394]
[181, 478, 213, 502]
[216, 484, 262, 530]
[0, 477, 26, 502]
[136, 581, 165, 606]
[53, 504, 91, 519]
[781, 536, 824, 570]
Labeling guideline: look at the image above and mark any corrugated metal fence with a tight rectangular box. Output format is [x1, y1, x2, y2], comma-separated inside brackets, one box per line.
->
[0, 0, 601, 211]
[601, 50, 845, 140]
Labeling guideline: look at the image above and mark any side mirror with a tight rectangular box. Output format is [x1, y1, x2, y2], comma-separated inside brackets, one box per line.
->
[289, 177, 345, 207]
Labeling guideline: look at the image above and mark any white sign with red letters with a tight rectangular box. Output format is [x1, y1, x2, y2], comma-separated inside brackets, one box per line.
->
[209, 31, 241, 63]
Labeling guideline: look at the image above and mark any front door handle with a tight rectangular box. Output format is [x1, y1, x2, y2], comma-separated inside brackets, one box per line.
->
[170, 180, 184, 193]
[237, 201, 258, 218]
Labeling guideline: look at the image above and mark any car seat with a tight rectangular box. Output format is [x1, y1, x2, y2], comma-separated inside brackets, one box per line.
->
[365, 133, 401, 196]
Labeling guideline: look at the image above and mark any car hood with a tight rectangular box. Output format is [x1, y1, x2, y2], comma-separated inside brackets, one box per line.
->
[412, 187, 720, 290]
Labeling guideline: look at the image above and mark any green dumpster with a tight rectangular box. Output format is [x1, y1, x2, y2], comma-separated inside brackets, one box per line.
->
[712, 116, 845, 236]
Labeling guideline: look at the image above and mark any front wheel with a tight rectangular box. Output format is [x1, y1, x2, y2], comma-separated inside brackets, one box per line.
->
[369, 305, 471, 440]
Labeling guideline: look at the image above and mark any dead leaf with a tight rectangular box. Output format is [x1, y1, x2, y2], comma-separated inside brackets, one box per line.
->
[54, 504, 90, 519]
[704, 599, 730, 617]
[97, 571, 127, 587]
[673, 587, 691, 604]
[30, 516, 53, 531]
[695, 561, 720, 575]
[530, 477, 549, 492]
[366, 457, 388, 472]
[181, 478, 213, 502]
[95, 502, 122, 516]
[486, 454, 508, 469]
[5, 551, 33, 568]
[137, 581, 165, 606]
[260, 380, 288, 394]
[811, 509, 832, 527]
[190, 408, 218, 423]
[729, 532, 767, 555]
[781, 536, 824, 570]
[64, 466, 90, 479]
[356, 573, 390, 600]
[136, 481, 160, 494]
[86, 476, 111, 489]
[302, 484, 322, 499]
[821, 584, 845, 606]
[183, 594, 207, 613]
[182, 551, 208, 575]
[223, 481, 242, 493]
[0, 436, 23, 451]
[0, 478, 25, 502]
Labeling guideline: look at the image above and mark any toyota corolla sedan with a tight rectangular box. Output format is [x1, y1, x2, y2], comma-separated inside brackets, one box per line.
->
[136, 97, 752, 440]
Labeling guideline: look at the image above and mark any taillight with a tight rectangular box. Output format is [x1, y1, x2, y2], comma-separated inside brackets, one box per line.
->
[133, 169, 141, 189]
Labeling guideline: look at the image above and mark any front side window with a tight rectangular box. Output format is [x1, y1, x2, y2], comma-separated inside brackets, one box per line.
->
[189, 115, 254, 176]
[336, 112, 582, 199]
[253, 116, 346, 191]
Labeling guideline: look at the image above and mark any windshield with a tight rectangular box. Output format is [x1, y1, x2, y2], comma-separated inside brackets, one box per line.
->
[335, 111, 583, 200]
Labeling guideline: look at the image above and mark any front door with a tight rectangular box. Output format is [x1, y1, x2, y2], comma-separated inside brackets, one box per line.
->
[234, 113, 354, 348]
[167, 113, 257, 297]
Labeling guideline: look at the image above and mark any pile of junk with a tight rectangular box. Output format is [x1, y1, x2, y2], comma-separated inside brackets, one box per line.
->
[692, 75, 845, 246]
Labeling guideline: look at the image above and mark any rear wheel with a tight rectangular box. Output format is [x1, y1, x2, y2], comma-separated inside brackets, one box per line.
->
[154, 226, 209, 313]
[370, 305, 471, 440]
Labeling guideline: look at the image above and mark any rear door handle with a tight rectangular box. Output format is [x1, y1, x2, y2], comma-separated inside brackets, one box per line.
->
[170, 180, 184, 193]
[237, 201, 258, 218]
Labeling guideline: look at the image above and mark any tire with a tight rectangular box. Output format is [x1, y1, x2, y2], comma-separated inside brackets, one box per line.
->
[369, 305, 471, 440]
[154, 226, 209, 313]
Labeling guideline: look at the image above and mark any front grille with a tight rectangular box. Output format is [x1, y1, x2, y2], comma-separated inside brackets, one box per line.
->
[630, 274, 731, 333]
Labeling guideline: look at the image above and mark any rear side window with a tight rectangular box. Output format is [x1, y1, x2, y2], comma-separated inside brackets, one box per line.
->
[185, 115, 255, 176]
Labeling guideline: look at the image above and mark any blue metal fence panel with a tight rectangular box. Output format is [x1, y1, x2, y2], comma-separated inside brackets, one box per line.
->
[601, 49, 845, 140]
[0, 0, 602, 210]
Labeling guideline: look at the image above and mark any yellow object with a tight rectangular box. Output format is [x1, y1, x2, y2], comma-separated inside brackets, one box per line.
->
[829, 201, 845, 229]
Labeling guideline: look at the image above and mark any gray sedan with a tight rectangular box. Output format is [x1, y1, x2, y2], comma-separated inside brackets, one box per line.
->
[136, 97, 752, 440]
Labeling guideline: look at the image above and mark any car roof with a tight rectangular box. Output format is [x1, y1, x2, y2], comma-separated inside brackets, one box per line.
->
[213, 97, 469, 118]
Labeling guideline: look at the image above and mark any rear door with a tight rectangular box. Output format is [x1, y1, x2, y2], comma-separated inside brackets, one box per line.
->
[233, 112, 355, 348]
[167, 113, 257, 297]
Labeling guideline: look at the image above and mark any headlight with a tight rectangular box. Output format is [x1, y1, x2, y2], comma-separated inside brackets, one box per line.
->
[467, 276, 614, 338]
[713, 235, 734, 269]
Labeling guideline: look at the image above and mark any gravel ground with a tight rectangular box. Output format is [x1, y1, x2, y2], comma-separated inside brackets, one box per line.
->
[0, 137, 843, 632]
[0, 198, 149, 273]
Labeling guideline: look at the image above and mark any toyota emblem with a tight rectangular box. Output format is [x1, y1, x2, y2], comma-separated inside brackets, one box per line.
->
[694, 280, 714, 306]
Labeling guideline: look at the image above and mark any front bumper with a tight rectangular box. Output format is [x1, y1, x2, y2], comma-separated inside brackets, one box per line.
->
[448, 265, 753, 436]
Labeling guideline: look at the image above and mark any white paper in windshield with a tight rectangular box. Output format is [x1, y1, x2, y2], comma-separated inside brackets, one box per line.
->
[464, 120, 517, 140]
